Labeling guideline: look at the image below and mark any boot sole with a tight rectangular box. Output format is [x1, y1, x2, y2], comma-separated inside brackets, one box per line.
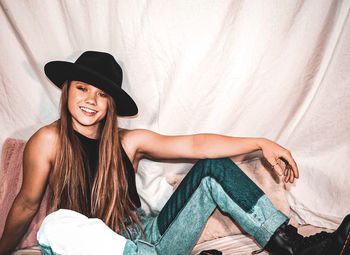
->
[340, 231, 350, 255]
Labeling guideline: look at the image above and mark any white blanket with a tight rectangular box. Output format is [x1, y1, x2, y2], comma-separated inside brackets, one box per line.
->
[1, 0, 349, 229]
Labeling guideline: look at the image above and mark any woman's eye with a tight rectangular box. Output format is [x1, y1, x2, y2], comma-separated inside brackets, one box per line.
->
[98, 92, 107, 97]
[77, 87, 87, 91]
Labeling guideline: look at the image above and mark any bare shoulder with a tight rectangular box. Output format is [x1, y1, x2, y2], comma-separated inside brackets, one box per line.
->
[25, 121, 59, 162]
[28, 122, 59, 146]
[119, 128, 156, 161]
[119, 128, 155, 147]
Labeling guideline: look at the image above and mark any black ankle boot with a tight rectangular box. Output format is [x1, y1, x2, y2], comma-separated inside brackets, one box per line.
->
[260, 214, 350, 255]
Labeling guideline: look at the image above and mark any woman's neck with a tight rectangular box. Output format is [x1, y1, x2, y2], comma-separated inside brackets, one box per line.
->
[72, 123, 100, 139]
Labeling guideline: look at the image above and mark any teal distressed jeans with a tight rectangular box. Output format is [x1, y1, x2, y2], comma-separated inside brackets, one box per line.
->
[37, 158, 288, 255]
[125, 158, 289, 254]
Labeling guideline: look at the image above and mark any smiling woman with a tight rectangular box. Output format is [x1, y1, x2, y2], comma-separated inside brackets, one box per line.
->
[67, 81, 109, 139]
[0, 51, 349, 255]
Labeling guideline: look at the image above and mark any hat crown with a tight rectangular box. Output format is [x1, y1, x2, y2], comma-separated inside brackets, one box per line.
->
[75, 51, 123, 87]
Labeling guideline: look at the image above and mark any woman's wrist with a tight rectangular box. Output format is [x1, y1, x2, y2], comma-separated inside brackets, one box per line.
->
[255, 137, 269, 150]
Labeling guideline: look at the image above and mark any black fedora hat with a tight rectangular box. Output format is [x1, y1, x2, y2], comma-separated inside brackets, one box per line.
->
[44, 51, 138, 116]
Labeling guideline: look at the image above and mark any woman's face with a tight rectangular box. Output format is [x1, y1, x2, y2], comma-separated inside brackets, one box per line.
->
[68, 81, 109, 135]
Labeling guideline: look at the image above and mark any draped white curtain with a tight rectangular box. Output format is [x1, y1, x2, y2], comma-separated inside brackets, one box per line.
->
[1, 0, 349, 229]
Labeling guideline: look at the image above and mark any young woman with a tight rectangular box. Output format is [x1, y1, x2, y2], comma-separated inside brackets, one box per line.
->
[0, 51, 349, 255]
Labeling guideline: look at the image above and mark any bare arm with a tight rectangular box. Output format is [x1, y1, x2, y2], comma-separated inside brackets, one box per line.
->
[0, 126, 56, 255]
[122, 129, 298, 183]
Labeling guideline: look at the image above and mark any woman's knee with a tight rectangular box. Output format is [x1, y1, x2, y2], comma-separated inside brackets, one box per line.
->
[194, 158, 235, 175]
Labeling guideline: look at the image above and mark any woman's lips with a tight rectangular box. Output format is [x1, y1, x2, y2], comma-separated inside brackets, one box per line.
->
[80, 106, 97, 116]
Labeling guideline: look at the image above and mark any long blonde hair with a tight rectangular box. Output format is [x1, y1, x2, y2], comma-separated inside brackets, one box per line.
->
[48, 81, 142, 236]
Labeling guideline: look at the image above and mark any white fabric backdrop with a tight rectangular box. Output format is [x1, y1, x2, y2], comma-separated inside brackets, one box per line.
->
[1, 0, 349, 229]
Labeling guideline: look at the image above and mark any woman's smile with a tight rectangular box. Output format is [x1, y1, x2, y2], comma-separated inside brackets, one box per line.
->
[79, 106, 98, 116]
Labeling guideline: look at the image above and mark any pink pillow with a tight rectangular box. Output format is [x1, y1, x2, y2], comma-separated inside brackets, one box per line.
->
[0, 138, 48, 249]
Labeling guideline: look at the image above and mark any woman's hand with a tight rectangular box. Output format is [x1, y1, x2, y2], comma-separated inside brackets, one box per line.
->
[258, 138, 299, 183]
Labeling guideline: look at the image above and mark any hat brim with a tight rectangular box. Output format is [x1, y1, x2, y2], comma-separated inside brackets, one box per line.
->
[44, 61, 138, 116]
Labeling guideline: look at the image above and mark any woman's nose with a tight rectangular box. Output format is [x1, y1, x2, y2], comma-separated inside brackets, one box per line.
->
[85, 92, 97, 105]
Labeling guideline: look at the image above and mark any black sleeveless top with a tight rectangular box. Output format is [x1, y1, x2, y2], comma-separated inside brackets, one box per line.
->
[75, 131, 141, 209]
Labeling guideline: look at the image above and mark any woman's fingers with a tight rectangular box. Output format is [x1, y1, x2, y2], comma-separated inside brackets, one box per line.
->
[283, 165, 296, 183]
[289, 168, 295, 183]
[284, 166, 290, 182]
[270, 157, 297, 183]
[282, 151, 299, 179]
[271, 161, 283, 176]
[286, 167, 293, 183]
[284, 168, 288, 182]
